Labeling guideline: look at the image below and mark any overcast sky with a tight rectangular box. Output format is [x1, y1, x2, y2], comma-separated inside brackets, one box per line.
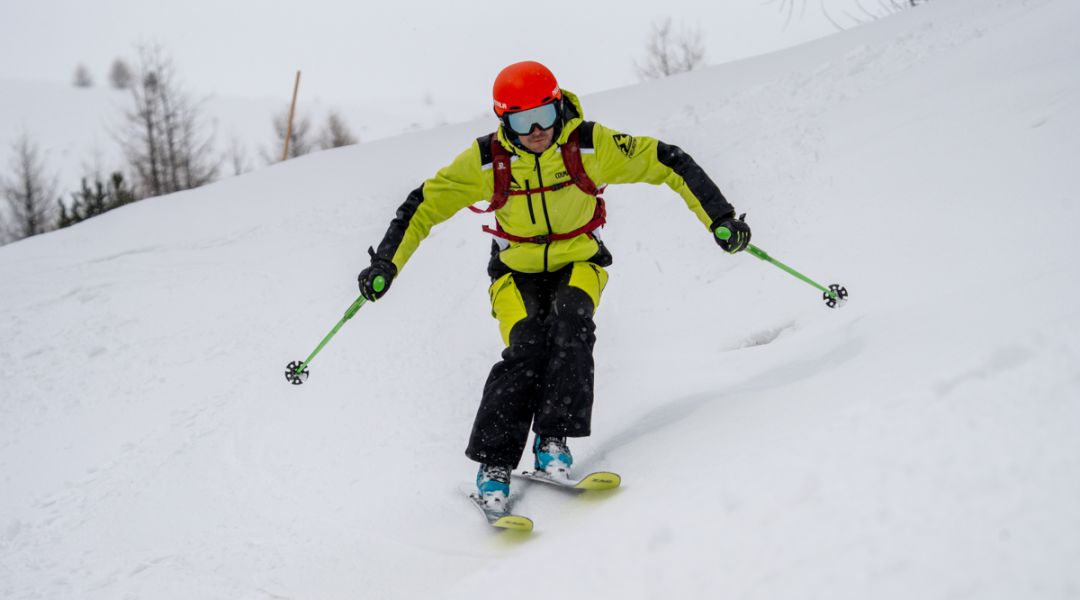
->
[1, 0, 849, 120]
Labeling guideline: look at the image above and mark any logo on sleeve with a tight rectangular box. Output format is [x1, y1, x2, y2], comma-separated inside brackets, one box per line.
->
[612, 133, 638, 158]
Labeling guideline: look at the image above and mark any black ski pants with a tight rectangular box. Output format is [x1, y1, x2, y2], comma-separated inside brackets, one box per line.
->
[465, 262, 605, 468]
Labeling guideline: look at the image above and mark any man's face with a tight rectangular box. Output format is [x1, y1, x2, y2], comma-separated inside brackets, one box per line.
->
[503, 101, 559, 153]
[518, 126, 555, 153]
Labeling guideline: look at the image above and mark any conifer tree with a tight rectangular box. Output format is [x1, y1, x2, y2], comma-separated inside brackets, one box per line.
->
[58, 172, 136, 228]
[117, 44, 219, 198]
[109, 58, 134, 90]
[1, 134, 58, 242]
[73, 64, 94, 88]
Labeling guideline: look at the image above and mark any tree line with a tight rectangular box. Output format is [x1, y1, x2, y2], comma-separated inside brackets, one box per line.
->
[3, 3, 931, 246]
[2, 19, 711, 246]
[1, 45, 358, 246]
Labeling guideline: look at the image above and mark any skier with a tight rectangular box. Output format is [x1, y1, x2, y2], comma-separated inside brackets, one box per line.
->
[357, 61, 751, 511]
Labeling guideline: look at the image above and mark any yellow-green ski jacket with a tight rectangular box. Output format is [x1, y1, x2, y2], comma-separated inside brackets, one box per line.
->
[373, 90, 736, 278]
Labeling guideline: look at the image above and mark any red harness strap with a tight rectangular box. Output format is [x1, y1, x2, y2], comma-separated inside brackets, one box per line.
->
[470, 129, 607, 244]
[481, 198, 607, 244]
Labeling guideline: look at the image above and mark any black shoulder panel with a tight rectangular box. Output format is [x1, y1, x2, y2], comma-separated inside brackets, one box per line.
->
[477, 133, 495, 167]
[576, 121, 596, 150]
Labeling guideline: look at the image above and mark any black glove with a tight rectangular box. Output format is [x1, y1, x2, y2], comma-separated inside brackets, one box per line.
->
[357, 247, 397, 301]
[712, 213, 751, 254]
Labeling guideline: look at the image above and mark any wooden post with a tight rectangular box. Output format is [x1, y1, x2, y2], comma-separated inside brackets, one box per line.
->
[282, 70, 302, 161]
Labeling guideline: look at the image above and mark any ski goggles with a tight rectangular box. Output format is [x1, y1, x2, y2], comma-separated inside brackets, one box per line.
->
[502, 101, 560, 135]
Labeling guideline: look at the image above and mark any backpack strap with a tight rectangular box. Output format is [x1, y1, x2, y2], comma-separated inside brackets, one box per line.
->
[468, 133, 511, 214]
[481, 199, 606, 244]
[472, 127, 608, 244]
[560, 124, 601, 196]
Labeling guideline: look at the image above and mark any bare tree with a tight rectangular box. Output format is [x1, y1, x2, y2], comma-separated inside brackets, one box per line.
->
[117, 44, 219, 198]
[225, 137, 253, 176]
[771, 0, 929, 30]
[1, 133, 59, 242]
[267, 109, 313, 162]
[109, 58, 134, 90]
[73, 64, 94, 88]
[318, 111, 358, 149]
[635, 18, 706, 81]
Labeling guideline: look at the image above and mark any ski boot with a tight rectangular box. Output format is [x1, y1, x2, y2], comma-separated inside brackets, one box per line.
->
[476, 464, 511, 512]
[533, 435, 573, 481]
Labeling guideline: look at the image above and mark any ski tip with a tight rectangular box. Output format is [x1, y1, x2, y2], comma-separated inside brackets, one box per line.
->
[574, 471, 622, 491]
[493, 515, 534, 532]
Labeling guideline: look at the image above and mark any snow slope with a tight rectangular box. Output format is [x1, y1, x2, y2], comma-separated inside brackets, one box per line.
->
[2, 0, 1079, 598]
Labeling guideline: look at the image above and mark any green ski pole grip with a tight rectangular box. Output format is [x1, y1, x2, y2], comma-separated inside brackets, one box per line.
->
[343, 275, 387, 319]
[716, 226, 766, 260]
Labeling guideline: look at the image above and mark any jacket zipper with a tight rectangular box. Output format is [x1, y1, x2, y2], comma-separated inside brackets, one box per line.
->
[524, 179, 536, 224]
[535, 159, 554, 272]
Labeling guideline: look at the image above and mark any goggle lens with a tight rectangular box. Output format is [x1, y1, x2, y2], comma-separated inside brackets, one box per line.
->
[504, 102, 559, 135]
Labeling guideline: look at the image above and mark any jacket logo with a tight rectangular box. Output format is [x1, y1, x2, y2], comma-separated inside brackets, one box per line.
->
[613, 134, 637, 158]
[554, 170, 569, 179]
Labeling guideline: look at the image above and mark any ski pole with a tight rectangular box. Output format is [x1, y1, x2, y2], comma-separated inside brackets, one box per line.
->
[285, 276, 385, 385]
[715, 227, 848, 308]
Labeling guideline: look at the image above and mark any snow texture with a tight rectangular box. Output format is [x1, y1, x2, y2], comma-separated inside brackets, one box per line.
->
[2, 0, 1079, 598]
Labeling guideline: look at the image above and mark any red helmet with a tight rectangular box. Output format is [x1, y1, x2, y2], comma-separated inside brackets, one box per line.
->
[492, 61, 563, 117]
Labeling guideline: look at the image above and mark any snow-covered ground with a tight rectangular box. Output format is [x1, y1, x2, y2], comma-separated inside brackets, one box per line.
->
[2, 0, 1079, 598]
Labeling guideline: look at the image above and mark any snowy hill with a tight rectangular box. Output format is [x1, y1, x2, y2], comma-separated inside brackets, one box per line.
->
[2, 0, 1079, 598]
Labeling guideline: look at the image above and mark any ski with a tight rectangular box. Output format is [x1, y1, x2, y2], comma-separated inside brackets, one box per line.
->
[467, 492, 534, 532]
[513, 469, 622, 491]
